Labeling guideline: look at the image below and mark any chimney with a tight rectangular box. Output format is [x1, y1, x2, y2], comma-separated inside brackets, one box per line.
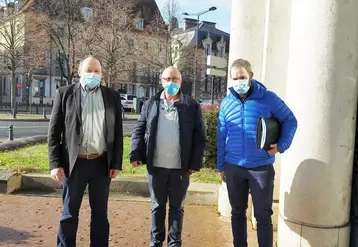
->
[202, 21, 216, 28]
[183, 18, 198, 31]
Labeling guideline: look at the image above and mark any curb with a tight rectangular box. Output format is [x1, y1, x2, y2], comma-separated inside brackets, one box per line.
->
[20, 173, 219, 205]
[0, 171, 22, 194]
[0, 135, 47, 151]
[0, 118, 136, 122]
[0, 118, 50, 122]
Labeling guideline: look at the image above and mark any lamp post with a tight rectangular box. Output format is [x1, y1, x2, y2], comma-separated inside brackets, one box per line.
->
[183, 6, 217, 99]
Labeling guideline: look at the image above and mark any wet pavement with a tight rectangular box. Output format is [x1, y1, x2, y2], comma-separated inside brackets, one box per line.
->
[0, 194, 276, 246]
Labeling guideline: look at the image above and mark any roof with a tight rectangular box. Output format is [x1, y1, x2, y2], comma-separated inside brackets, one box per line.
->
[181, 22, 230, 51]
[133, 0, 161, 23]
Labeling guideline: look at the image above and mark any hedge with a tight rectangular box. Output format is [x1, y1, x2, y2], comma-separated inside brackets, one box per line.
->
[202, 106, 219, 169]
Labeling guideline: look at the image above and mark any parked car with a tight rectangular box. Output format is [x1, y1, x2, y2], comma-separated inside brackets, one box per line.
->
[200, 99, 221, 109]
[120, 94, 137, 111]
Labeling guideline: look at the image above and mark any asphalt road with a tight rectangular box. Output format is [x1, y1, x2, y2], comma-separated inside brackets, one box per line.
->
[0, 120, 137, 140]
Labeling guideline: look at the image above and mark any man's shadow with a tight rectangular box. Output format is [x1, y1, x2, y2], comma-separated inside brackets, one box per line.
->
[283, 159, 351, 245]
[0, 227, 35, 245]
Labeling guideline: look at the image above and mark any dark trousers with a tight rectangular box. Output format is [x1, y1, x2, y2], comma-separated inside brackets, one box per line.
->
[350, 216, 358, 247]
[147, 168, 190, 247]
[57, 155, 111, 247]
[350, 175, 358, 247]
[224, 163, 275, 247]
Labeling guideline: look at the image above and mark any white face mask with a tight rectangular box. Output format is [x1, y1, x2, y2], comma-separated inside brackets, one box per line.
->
[232, 79, 250, 95]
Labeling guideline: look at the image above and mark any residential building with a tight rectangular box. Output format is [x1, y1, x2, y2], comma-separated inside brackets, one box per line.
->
[172, 18, 230, 100]
[0, 0, 165, 106]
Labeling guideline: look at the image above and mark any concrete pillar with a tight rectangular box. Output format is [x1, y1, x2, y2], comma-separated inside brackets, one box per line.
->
[227, 0, 268, 88]
[263, 0, 293, 202]
[278, 0, 358, 246]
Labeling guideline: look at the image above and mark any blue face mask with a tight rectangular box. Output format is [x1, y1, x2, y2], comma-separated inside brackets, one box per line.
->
[233, 79, 250, 95]
[162, 82, 180, 96]
[82, 72, 101, 90]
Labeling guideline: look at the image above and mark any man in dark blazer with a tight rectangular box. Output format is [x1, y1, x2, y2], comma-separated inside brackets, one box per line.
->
[48, 55, 123, 247]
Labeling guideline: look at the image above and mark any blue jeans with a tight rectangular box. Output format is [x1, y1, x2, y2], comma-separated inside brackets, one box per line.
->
[147, 168, 190, 247]
[57, 155, 111, 247]
[224, 163, 275, 247]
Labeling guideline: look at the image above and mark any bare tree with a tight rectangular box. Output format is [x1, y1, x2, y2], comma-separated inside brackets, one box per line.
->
[136, 0, 195, 74]
[78, 0, 137, 88]
[0, 0, 44, 109]
[35, 0, 84, 85]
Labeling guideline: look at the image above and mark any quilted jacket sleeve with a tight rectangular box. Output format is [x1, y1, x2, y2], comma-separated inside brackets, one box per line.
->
[268, 91, 298, 153]
[217, 100, 228, 172]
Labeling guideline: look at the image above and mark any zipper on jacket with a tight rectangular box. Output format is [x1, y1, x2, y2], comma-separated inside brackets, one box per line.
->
[242, 101, 245, 161]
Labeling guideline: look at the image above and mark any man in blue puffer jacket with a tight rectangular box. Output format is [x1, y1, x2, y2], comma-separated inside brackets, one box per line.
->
[218, 59, 297, 247]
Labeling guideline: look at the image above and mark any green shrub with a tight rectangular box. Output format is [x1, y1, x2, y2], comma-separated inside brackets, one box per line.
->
[202, 108, 219, 169]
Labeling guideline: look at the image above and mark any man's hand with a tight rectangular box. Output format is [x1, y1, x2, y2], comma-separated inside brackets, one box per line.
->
[50, 168, 66, 184]
[268, 144, 279, 155]
[221, 172, 226, 182]
[189, 170, 197, 175]
[131, 161, 143, 167]
[109, 169, 120, 179]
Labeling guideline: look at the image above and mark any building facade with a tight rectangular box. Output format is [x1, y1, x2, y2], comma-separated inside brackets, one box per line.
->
[172, 18, 230, 100]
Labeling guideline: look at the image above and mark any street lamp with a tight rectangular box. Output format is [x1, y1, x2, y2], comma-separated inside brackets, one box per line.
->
[183, 6, 217, 99]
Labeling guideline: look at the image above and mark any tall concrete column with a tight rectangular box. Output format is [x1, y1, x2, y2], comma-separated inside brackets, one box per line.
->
[278, 0, 358, 246]
[227, 0, 268, 87]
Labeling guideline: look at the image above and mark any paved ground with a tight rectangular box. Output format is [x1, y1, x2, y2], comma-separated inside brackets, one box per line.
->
[0, 120, 137, 139]
[0, 194, 277, 246]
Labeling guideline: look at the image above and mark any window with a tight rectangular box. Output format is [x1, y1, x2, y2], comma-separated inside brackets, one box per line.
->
[127, 38, 134, 47]
[136, 19, 144, 30]
[219, 45, 225, 57]
[15, 77, 20, 96]
[204, 75, 208, 91]
[3, 77, 7, 96]
[81, 7, 93, 20]
[205, 44, 212, 56]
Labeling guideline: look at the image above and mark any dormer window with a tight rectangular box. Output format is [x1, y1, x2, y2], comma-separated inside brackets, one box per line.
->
[136, 19, 144, 30]
[205, 43, 212, 56]
[81, 7, 93, 21]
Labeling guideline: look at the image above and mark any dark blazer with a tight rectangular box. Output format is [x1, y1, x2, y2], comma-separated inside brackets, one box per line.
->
[130, 90, 206, 173]
[48, 83, 123, 176]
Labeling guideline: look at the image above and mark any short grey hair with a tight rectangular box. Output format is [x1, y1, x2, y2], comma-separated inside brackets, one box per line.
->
[230, 59, 252, 77]
[162, 66, 182, 81]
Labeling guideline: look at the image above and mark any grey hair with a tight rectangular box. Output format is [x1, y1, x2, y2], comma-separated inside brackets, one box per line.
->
[230, 59, 252, 77]
[162, 66, 182, 81]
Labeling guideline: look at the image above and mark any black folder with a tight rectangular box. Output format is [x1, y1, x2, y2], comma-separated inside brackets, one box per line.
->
[256, 117, 281, 151]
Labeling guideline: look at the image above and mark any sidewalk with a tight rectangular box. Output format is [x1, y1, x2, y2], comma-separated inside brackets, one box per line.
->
[0, 194, 277, 246]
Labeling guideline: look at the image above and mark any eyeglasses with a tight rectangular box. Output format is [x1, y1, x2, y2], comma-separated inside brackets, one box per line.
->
[162, 77, 180, 82]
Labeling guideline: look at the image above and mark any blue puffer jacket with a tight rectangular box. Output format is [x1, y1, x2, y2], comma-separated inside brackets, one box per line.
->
[217, 79, 297, 171]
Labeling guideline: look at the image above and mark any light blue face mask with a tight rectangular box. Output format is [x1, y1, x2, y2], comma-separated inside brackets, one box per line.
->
[233, 79, 250, 95]
[162, 82, 180, 96]
[82, 72, 101, 90]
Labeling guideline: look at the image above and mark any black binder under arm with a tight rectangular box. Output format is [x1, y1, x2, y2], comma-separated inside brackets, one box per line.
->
[256, 117, 281, 151]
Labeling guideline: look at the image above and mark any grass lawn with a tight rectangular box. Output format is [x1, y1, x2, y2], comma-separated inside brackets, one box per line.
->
[0, 137, 221, 184]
